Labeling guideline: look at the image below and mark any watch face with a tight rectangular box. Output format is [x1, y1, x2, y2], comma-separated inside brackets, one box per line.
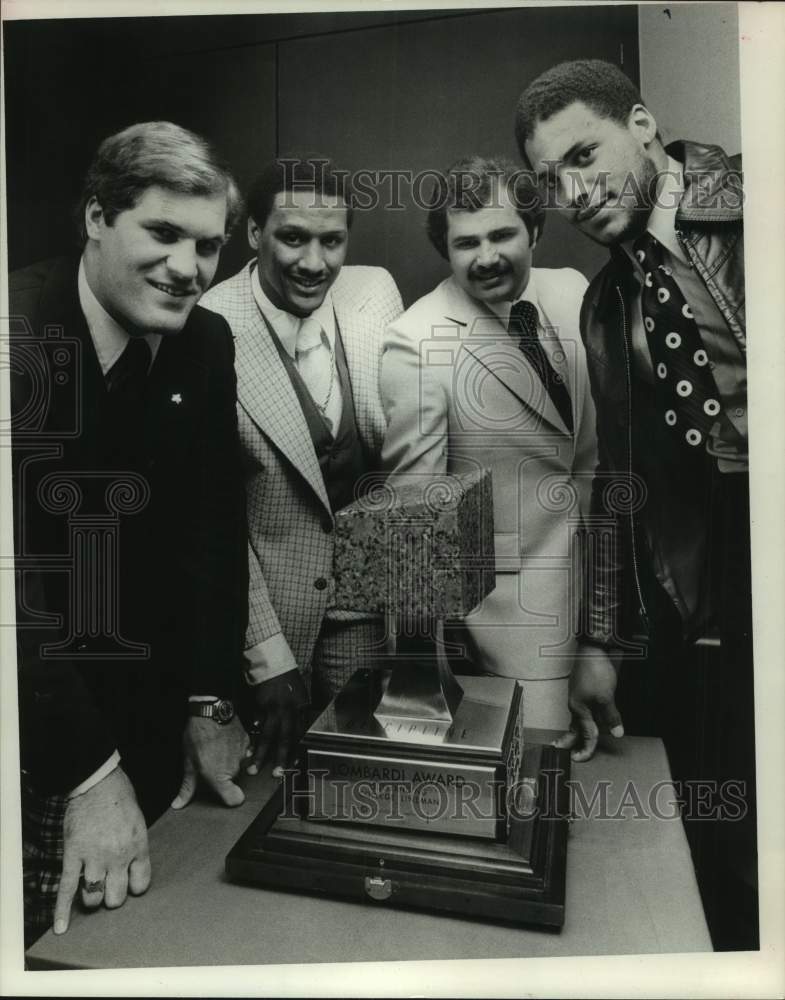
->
[215, 700, 234, 724]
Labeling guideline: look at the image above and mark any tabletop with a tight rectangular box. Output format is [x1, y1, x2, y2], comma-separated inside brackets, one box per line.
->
[26, 732, 712, 969]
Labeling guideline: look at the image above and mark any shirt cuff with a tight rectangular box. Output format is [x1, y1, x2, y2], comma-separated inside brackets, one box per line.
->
[243, 632, 300, 685]
[68, 750, 121, 799]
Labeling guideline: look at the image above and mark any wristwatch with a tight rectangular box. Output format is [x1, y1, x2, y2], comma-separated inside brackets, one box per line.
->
[188, 698, 235, 724]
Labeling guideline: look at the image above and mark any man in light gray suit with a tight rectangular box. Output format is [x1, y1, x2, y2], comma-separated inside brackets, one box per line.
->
[381, 156, 597, 729]
[202, 158, 402, 771]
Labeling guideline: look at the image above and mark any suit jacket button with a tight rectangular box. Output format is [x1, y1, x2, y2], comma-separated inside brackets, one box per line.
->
[322, 519, 333, 533]
[314, 577, 328, 590]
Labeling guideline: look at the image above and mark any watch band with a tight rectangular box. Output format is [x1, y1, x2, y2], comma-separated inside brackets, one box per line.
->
[188, 698, 235, 724]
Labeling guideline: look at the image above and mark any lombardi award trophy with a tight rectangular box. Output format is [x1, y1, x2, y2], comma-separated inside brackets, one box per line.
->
[227, 468, 570, 928]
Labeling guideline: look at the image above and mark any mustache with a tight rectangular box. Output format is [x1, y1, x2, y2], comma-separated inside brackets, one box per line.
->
[288, 269, 327, 281]
[469, 264, 509, 280]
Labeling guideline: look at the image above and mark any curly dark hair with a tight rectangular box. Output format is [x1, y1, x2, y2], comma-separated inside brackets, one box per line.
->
[246, 156, 354, 230]
[515, 59, 649, 160]
[426, 155, 544, 260]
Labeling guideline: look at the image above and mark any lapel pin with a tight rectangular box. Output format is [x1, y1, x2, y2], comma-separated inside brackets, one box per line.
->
[171, 393, 183, 404]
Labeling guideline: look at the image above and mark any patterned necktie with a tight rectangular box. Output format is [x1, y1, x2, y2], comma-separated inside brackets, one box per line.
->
[295, 316, 336, 430]
[633, 231, 721, 450]
[508, 300, 573, 434]
[106, 336, 151, 401]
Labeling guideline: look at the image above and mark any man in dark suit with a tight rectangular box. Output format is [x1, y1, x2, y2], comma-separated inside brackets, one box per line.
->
[10, 121, 249, 944]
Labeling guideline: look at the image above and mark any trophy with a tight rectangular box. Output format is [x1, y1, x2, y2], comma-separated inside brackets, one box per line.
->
[227, 470, 570, 928]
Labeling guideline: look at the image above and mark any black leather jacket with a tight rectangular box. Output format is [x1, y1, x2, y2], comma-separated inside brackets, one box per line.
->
[579, 141, 745, 647]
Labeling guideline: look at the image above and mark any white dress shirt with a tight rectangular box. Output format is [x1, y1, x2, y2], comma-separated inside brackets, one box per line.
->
[78, 258, 161, 374]
[250, 265, 343, 430]
[487, 267, 544, 328]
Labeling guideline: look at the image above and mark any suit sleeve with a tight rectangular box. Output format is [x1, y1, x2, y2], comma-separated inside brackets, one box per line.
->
[180, 316, 249, 696]
[245, 538, 286, 648]
[10, 276, 118, 794]
[380, 317, 449, 480]
[15, 559, 118, 795]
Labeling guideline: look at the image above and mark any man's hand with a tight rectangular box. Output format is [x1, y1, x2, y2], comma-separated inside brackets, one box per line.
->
[555, 644, 624, 762]
[54, 767, 150, 935]
[247, 668, 309, 776]
[172, 715, 250, 809]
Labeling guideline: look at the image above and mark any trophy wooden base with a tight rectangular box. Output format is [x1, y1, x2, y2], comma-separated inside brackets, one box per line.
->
[226, 741, 571, 929]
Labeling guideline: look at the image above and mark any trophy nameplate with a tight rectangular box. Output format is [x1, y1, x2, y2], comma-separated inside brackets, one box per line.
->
[301, 670, 524, 839]
[227, 470, 571, 928]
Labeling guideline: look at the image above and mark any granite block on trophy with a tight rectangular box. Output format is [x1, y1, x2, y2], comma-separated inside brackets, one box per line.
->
[333, 468, 495, 616]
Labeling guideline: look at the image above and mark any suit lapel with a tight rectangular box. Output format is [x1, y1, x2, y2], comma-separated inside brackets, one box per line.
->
[232, 277, 330, 513]
[334, 293, 384, 456]
[444, 279, 570, 436]
[535, 271, 583, 428]
[144, 326, 209, 453]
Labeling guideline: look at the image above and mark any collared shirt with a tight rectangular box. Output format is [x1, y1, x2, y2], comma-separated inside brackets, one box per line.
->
[78, 258, 161, 374]
[487, 268, 543, 328]
[250, 264, 343, 430]
[486, 268, 574, 432]
[622, 157, 747, 471]
[250, 263, 337, 358]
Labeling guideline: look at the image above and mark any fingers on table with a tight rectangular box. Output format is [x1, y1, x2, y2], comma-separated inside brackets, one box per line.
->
[53, 851, 82, 933]
[128, 852, 152, 896]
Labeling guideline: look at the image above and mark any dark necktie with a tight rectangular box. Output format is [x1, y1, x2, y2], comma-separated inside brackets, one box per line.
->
[106, 337, 151, 402]
[633, 232, 722, 451]
[508, 300, 573, 434]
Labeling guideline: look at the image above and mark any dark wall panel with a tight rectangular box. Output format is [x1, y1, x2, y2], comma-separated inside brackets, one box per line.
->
[3, 19, 276, 276]
[5, 6, 638, 295]
[278, 6, 639, 306]
[131, 46, 277, 282]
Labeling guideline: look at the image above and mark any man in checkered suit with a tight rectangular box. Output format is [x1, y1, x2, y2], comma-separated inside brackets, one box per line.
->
[201, 158, 403, 771]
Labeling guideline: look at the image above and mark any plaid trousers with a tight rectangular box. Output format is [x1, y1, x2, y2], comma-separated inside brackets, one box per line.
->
[21, 779, 67, 948]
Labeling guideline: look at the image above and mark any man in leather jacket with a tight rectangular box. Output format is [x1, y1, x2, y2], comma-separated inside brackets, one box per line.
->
[516, 60, 754, 949]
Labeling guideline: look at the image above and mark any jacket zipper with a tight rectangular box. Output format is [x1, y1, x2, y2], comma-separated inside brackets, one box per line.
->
[615, 285, 648, 629]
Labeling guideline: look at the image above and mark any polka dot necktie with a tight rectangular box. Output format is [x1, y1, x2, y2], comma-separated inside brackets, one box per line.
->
[508, 300, 573, 434]
[633, 232, 721, 450]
